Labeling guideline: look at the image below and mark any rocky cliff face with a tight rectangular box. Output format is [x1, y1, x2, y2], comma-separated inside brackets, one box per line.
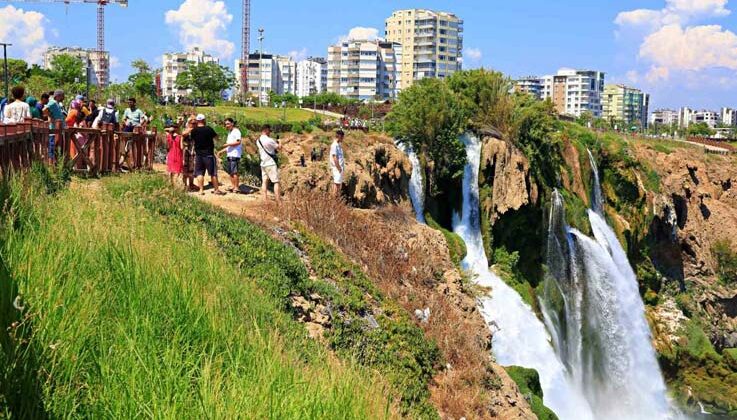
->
[635, 144, 737, 349]
[271, 131, 412, 208]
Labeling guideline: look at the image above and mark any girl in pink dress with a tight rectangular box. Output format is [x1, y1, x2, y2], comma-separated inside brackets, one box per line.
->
[166, 125, 183, 186]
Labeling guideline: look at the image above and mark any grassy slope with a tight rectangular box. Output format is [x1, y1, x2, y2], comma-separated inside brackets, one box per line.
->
[0, 171, 393, 419]
[198, 106, 315, 123]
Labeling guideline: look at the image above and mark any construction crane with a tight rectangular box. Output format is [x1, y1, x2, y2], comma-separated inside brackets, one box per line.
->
[1, 0, 128, 87]
[240, 0, 251, 100]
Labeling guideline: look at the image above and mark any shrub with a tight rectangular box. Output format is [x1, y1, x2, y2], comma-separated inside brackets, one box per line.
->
[712, 239, 737, 285]
[505, 366, 559, 420]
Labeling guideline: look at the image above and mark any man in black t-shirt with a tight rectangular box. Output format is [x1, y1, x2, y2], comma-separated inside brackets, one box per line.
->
[191, 114, 224, 195]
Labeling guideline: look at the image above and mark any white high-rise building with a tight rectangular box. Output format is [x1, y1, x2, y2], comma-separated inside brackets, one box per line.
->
[296, 57, 327, 98]
[385, 9, 463, 88]
[43, 47, 110, 87]
[327, 39, 401, 101]
[693, 110, 719, 128]
[540, 68, 606, 118]
[678, 107, 694, 128]
[275, 55, 297, 95]
[162, 47, 218, 103]
[720, 107, 736, 126]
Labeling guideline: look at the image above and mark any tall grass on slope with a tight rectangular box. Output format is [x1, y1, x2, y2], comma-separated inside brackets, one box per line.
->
[0, 174, 393, 419]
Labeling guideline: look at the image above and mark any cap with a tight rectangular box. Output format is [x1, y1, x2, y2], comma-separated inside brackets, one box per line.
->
[195, 114, 206, 121]
[53, 89, 64, 96]
[75, 95, 84, 101]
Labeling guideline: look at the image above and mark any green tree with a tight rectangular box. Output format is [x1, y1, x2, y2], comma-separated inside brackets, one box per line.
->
[712, 239, 737, 284]
[175, 62, 235, 103]
[510, 95, 561, 187]
[126, 59, 155, 99]
[24, 74, 55, 97]
[387, 78, 467, 199]
[687, 122, 715, 137]
[131, 59, 151, 75]
[446, 69, 514, 136]
[1, 58, 30, 95]
[49, 54, 85, 87]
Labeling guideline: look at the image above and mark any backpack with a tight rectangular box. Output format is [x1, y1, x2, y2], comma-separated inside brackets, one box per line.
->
[100, 109, 117, 125]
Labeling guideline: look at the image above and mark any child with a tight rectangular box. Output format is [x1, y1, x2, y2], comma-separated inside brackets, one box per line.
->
[166, 124, 183, 186]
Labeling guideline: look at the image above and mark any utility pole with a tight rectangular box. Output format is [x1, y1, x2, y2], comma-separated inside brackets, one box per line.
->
[258, 28, 264, 107]
[86, 58, 92, 98]
[1, 43, 11, 100]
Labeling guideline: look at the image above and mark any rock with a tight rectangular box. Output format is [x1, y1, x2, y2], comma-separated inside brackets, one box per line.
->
[479, 137, 537, 223]
[304, 322, 324, 339]
[414, 307, 430, 324]
[290, 295, 311, 312]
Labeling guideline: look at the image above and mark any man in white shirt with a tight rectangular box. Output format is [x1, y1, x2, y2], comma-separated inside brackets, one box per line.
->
[218, 118, 243, 193]
[256, 124, 282, 204]
[330, 130, 346, 196]
[2, 86, 31, 124]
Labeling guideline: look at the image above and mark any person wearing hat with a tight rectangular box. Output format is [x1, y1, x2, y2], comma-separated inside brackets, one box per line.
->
[329, 129, 346, 196]
[191, 114, 224, 195]
[92, 99, 118, 129]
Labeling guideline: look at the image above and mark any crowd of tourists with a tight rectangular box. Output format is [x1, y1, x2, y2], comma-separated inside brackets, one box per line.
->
[1, 84, 149, 165]
[163, 114, 346, 204]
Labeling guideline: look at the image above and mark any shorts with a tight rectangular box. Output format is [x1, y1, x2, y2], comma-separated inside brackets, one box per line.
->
[261, 165, 279, 184]
[331, 167, 344, 184]
[194, 155, 217, 177]
[226, 158, 240, 176]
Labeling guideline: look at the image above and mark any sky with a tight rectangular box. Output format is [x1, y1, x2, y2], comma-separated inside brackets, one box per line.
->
[1, 0, 737, 110]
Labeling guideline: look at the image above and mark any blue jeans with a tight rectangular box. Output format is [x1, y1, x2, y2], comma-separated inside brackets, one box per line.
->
[48, 135, 56, 160]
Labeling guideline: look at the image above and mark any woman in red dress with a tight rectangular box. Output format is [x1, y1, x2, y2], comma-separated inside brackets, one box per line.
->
[166, 124, 183, 186]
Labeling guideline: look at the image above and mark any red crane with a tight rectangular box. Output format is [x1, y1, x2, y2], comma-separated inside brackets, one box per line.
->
[1, 0, 128, 87]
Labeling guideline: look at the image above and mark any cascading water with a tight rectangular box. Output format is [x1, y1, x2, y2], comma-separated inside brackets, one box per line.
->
[587, 148, 604, 216]
[453, 133, 595, 420]
[542, 150, 673, 419]
[396, 141, 426, 223]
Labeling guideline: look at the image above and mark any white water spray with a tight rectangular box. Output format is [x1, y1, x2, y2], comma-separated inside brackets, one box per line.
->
[453, 133, 595, 420]
[543, 150, 673, 419]
[396, 141, 426, 223]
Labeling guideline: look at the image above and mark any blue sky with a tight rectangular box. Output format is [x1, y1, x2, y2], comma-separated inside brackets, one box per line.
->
[2, 0, 736, 110]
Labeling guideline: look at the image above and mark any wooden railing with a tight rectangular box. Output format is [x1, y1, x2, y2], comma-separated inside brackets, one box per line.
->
[0, 118, 158, 177]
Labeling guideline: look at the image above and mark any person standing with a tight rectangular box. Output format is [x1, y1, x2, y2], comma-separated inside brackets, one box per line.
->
[122, 97, 145, 132]
[26, 96, 41, 119]
[165, 124, 183, 187]
[44, 90, 65, 164]
[217, 118, 242, 193]
[180, 115, 197, 192]
[2, 86, 31, 124]
[92, 99, 118, 129]
[257, 124, 281, 204]
[329, 129, 346, 196]
[191, 114, 223, 195]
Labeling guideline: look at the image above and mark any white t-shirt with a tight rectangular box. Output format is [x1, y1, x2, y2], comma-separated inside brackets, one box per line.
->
[226, 128, 243, 158]
[330, 140, 345, 170]
[257, 134, 279, 167]
[2, 101, 31, 124]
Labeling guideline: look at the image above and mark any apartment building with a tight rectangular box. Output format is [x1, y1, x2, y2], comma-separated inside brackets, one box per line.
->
[327, 39, 401, 101]
[162, 47, 218, 103]
[694, 110, 720, 128]
[721, 107, 736, 126]
[296, 57, 328, 98]
[602, 84, 650, 128]
[275, 55, 297, 95]
[385, 9, 463, 88]
[540, 69, 606, 118]
[514, 77, 544, 99]
[649, 109, 678, 127]
[43, 47, 110, 87]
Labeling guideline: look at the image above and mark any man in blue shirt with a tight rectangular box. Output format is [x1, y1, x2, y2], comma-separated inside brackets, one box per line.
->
[44, 90, 65, 163]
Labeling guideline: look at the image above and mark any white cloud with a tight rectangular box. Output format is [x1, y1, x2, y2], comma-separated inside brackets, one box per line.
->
[465, 47, 483, 61]
[339, 27, 380, 42]
[0, 5, 49, 64]
[615, 0, 730, 30]
[165, 0, 234, 59]
[640, 24, 737, 72]
[109, 56, 121, 69]
[626, 70, 641, 83]
[646, 66, 671, 83]
[288, 48, 308, 62]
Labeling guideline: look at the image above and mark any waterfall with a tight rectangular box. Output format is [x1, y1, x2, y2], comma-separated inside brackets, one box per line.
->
[453, 133, 595, 420]
[587, 148, 604, 216]
[396, 141, 426, 223]
[542, 151, 673, 419]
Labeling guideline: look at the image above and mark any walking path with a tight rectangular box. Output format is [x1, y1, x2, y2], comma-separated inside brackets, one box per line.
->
[301, 107, 343, 119]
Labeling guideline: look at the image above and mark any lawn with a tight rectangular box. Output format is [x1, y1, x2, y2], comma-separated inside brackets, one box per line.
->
[0, 168, 394, 419]
[198, 105, 316, 123]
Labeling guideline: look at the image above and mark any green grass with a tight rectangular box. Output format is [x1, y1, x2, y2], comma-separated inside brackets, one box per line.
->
[504, 366, 559, 420]
[0, 172, 394, 418]
[105, 174, 441, 418]
[199, 105, 316, 123]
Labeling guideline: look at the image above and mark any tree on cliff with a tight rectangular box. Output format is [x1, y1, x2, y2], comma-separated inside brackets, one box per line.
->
[387, 78, 466, 202]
